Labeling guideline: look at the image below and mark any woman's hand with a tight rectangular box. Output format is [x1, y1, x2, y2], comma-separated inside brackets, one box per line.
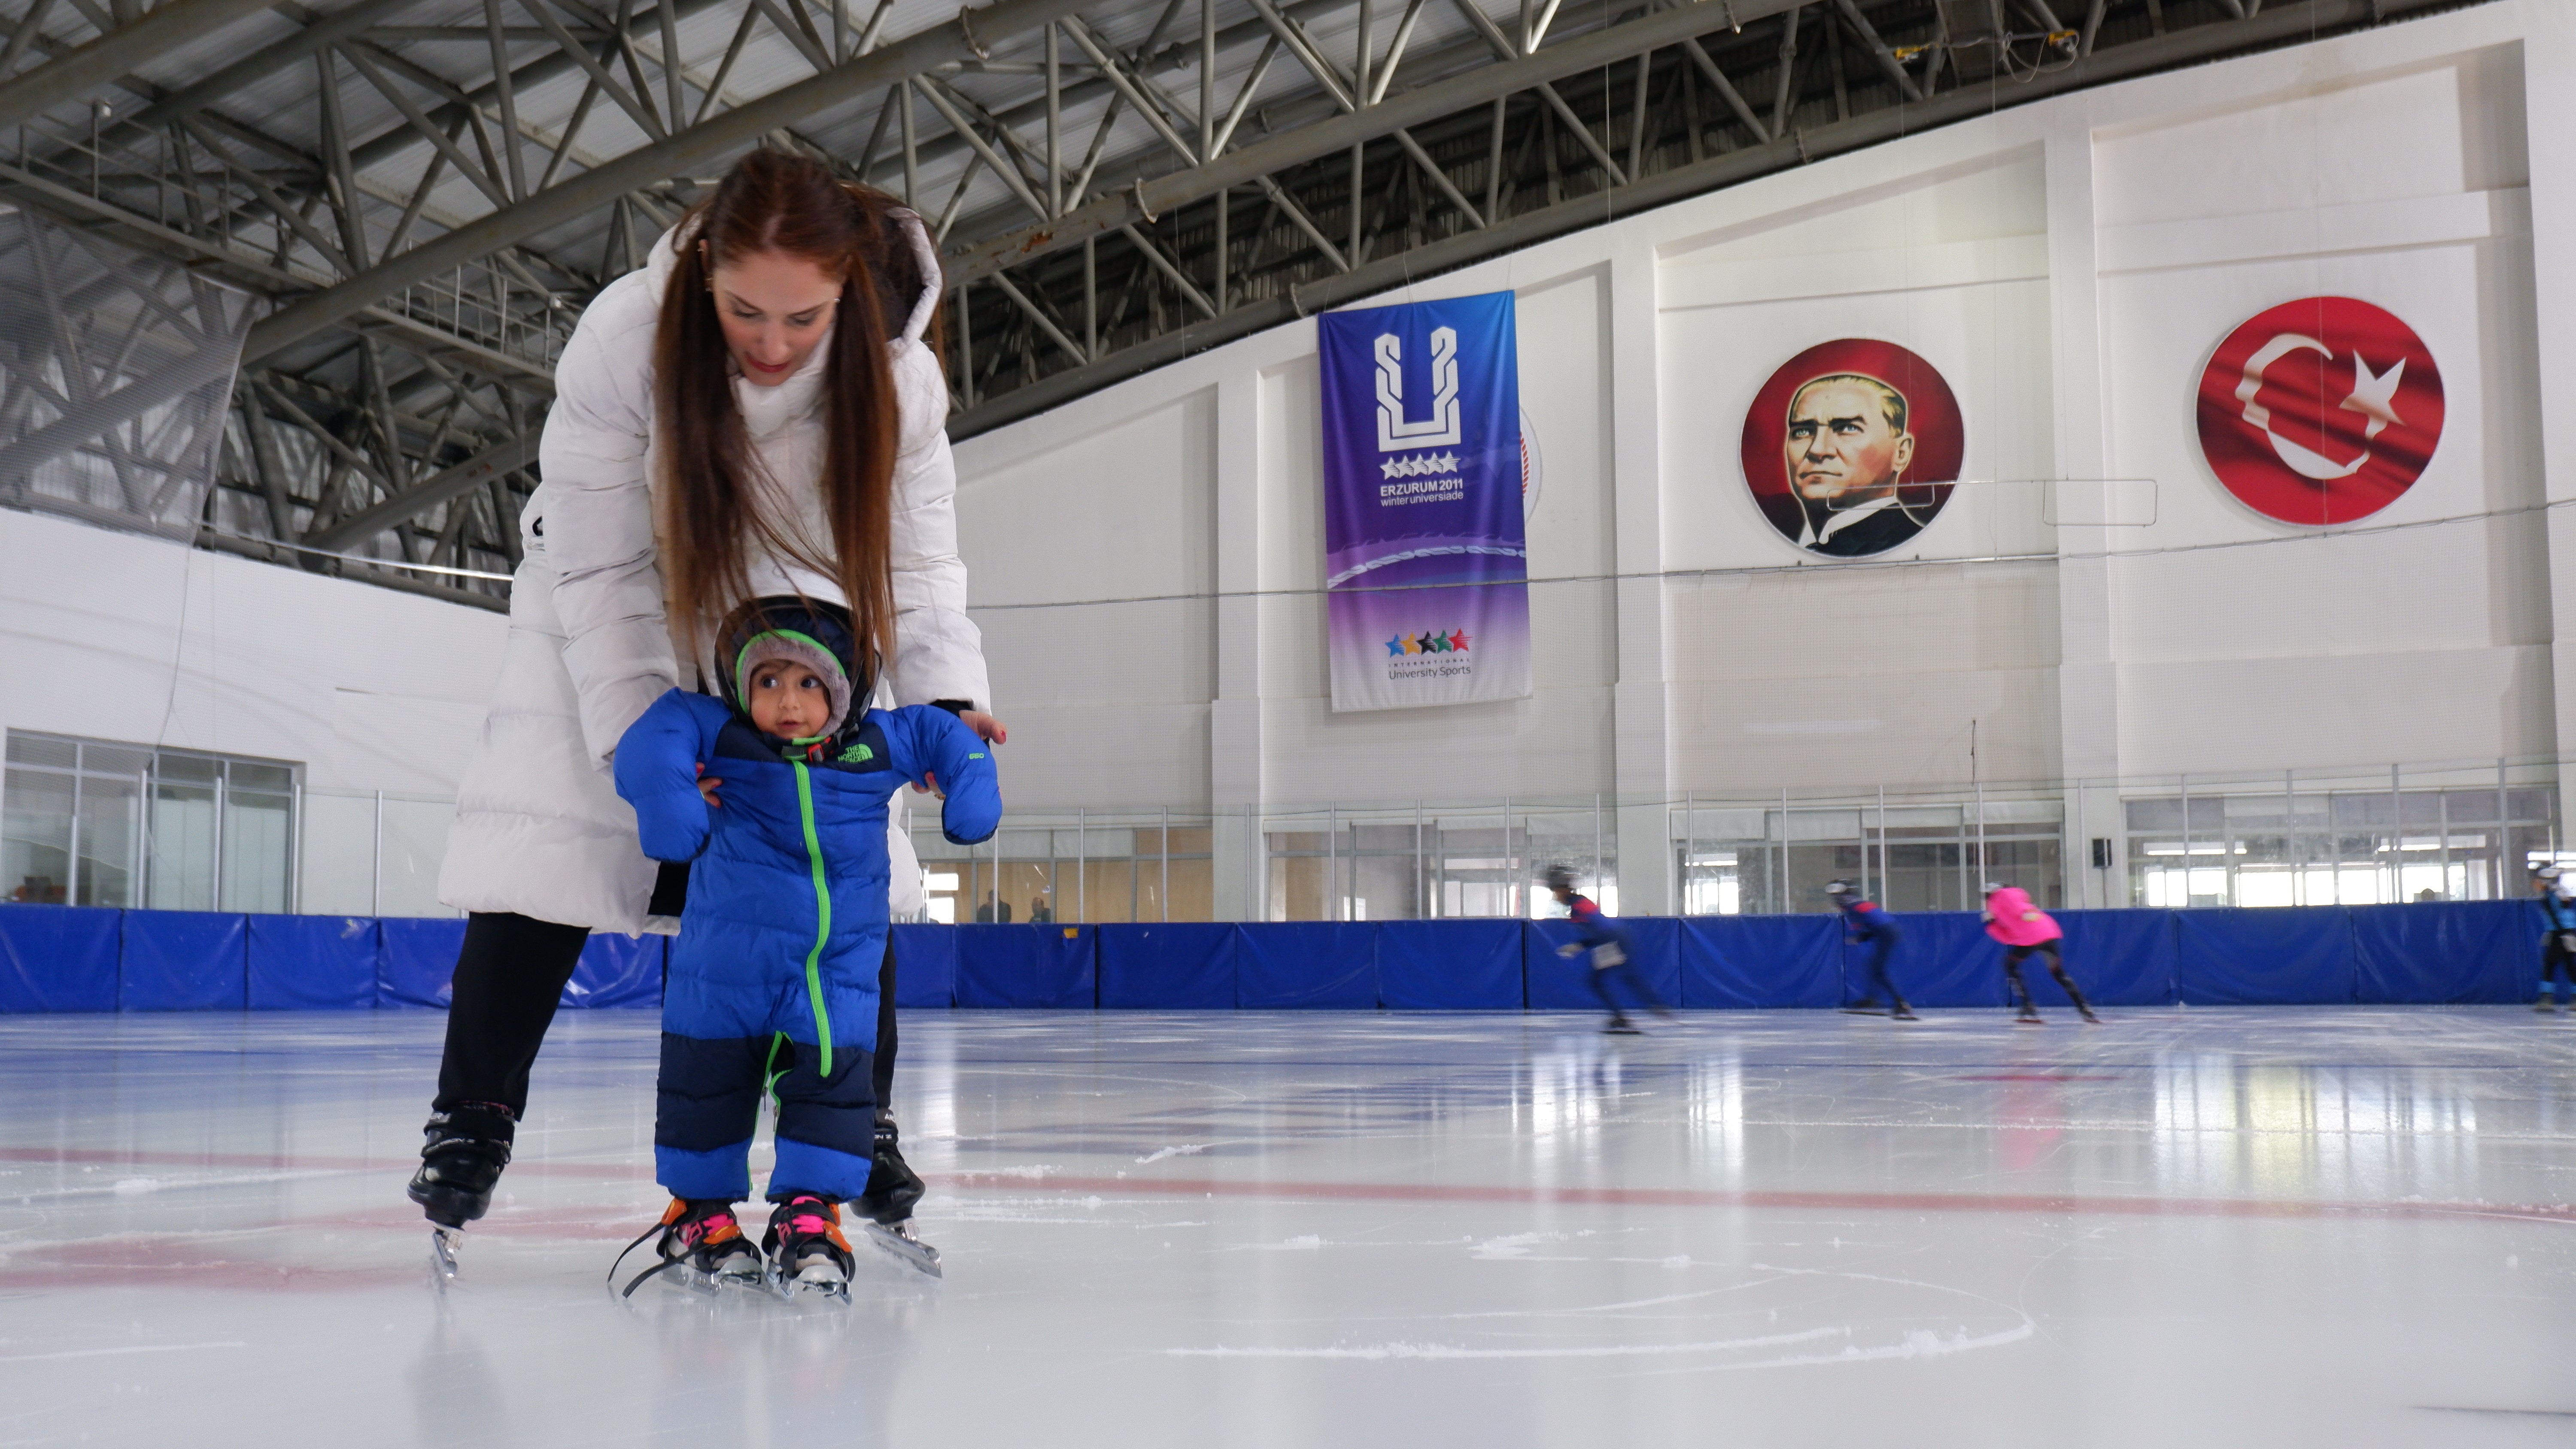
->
[696, 762, 722, 809]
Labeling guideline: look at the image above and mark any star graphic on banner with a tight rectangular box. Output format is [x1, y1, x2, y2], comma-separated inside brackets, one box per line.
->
[2340, 352, 2406, 440]
[1448, 630, 1470, 652]
[1385, 636, 1405, 657]
[1403, 634, 1422, 655]
[1409, 632, 1432, 654]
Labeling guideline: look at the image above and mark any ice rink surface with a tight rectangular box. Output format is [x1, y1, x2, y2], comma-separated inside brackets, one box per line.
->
[3, 1006, 2574, 1448]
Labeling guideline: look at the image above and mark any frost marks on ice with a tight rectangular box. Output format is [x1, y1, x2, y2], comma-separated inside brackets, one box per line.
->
[1163, 1323, 2036, 1368]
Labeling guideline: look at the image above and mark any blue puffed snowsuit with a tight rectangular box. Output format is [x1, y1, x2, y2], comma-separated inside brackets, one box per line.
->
[614, 680, 999, 1203]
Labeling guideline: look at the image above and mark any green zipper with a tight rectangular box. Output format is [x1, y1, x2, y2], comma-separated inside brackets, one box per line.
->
[791, 759, 835, 1076]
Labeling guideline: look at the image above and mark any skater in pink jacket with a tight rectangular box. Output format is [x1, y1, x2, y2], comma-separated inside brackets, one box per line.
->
[1982, 883, 2098, 1025]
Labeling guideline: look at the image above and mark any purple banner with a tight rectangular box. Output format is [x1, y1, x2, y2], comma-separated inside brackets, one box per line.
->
[1317, 291, 1531, 711]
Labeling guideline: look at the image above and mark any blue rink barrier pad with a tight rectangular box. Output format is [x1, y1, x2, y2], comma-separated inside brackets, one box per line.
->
[377, 917, 471, 1009]
[2350, 900, 2532, 1005]
[2177, 906, 2357, 1005]
[889, 924, 960, 1008]
[1681, 915, 1840, 1009]
[119, 911, 248, 1012]
[563, 932, 663, 1009]
[1100, 922, 1237, 1009]
[956, 924, 1096, 1008]
[1376, 919, 1520, 1009]
[2047, 909, 2180, 1007]
[1239, 923, 1376, 1009]
[1874, 913, 2011, 1010]
[0, 905, 119, 1012]
[0, 901, 2560, 1010]
[248, 915, 379, 1010]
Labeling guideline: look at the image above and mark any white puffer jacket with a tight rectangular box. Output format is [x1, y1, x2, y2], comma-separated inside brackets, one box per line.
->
[438, 213, 988, 935]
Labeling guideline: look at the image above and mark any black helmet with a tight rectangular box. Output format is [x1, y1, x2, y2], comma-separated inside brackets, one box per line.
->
[1543, 864, 1579, 893]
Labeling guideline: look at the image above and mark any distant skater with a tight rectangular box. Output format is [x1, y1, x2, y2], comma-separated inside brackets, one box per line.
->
[2535, 866, 2576, 1014]
[1546, 865, 1669, 1034]
[1983, 881, 2098, 1025]
[1827, 880, 1915, 1021]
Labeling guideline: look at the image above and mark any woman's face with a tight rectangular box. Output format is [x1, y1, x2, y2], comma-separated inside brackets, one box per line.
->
[708, 247, 841, 387]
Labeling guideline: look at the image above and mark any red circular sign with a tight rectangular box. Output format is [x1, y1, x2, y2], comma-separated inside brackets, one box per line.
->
[1739, 339, 1964, 558]
[2195, 297, 2443, 525]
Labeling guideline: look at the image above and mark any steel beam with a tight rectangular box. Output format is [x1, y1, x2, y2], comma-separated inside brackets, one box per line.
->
[302, 431, 538, 548]
[245, 0, 1104, 362]
[948, 0, 1807, 285]
[951, 0, 2467, 437]
[0, 0, 283, 132]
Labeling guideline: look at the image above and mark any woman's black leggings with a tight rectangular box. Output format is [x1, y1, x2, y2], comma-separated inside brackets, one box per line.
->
[2002, 940, 2091, 1014]
[431, 911, 901, 1120]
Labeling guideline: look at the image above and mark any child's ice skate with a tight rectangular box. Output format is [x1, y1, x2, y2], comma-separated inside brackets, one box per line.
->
[610, 1198, 765, 1297]
[765, 1194, 857, 1300]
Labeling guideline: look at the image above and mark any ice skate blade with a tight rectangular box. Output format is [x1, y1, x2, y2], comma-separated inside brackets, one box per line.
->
[2013, 1016, 2047, 1026]
[860, 1221, 944, 1279]
[1839, 1007, 1890, 1017]
[788, 1264, 851, 1302]
[429, 1226, 464, 1283]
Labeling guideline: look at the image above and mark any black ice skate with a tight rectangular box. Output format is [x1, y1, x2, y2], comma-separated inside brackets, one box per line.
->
[610, 1198, 766, 1298]
[856, 1109, 925, 1226]
[2014, 1010, 2046, 1025]
[858, 1219, 945, 1279]
[1603, 1016, 1643, 1035]
[407, 1105, 513, 1278]
[1842, 999, 1891, 1017]
[1890, 1004, 1920, 1022]
[765, 1195, 857, 1299]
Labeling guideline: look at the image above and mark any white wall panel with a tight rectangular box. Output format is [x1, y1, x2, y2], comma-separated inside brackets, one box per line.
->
[0, 507, 505, 796]
[2092, 37, 2549, 776]
[1667, 561, 2062, 789]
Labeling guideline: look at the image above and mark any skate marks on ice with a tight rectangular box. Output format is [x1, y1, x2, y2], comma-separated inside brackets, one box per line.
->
[1157, 1245, 2035, 1373]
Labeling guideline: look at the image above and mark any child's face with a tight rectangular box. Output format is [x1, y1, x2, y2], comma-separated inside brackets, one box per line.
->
[747, 659, 830, 739]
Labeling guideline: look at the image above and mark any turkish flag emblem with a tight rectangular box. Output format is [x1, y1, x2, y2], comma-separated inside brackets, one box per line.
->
[2195, 297, 2444, 525]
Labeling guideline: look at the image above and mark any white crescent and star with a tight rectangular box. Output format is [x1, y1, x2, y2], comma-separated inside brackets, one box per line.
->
[2233, 331, 2408, 482]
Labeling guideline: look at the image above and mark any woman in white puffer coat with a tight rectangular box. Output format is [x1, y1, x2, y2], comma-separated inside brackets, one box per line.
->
[409, 151, 1000, 1244]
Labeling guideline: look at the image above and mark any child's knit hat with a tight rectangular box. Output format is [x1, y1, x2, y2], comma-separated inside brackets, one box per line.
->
[732, 627, 852, 742]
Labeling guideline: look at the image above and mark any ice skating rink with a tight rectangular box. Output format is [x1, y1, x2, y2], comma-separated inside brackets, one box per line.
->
[3, 1008, 2572, 1448]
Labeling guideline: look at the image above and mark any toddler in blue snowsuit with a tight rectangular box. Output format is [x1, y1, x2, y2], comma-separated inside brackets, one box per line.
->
[611, 601, 999, 1290]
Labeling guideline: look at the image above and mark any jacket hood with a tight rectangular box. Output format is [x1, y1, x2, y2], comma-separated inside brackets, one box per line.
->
[716, 597, 862, 744]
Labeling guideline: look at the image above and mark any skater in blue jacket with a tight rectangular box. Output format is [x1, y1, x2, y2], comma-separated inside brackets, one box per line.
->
[2535, 866, 2576, 1014]
[1826, 880, 1916, 1021]
[610, 601, 999, 1294]
[1546, 865, 1669, 1034]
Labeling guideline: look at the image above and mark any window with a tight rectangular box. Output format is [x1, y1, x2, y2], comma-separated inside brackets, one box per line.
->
[3, 731, 299, 912]
[915, 817, 1216, 923]
[2124, 786, 2554, 907]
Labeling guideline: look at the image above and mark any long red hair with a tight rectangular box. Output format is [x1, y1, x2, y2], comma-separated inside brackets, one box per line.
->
[653, 149, 939, 687]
